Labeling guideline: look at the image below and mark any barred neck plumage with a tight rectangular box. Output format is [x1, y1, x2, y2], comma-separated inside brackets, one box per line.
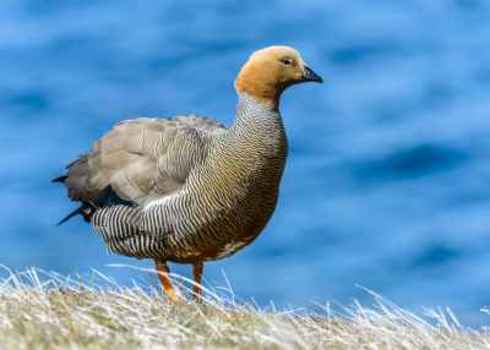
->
[233, 93, 282, 128]
[226, 93, 287, 155]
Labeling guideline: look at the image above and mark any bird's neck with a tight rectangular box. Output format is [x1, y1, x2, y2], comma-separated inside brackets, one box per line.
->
[219, 93, 288, 170]
[230, 93, 286, 142]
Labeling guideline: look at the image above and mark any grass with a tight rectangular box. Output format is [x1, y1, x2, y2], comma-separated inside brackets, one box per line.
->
[0, 267, 488, 349]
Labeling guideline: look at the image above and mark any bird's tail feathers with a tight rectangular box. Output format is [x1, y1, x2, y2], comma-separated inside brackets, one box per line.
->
[52, 175, 68, 183]
[57, 204, 93, 226]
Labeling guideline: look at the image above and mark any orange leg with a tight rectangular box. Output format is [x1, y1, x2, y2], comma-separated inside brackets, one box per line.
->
[154, 260, 179, 302]
[192, 262, 204, 300]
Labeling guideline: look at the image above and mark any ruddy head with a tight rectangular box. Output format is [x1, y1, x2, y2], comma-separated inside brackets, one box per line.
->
[235, 46, 322, 108]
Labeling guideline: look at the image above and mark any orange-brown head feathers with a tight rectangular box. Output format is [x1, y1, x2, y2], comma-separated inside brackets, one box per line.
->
[234, 46, 322, 108]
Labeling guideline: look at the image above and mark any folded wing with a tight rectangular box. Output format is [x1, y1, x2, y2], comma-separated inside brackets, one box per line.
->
[56, 115, 225, 221]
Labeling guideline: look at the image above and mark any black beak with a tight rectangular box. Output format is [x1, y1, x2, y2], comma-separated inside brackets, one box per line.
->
[303, 66, 323, 83]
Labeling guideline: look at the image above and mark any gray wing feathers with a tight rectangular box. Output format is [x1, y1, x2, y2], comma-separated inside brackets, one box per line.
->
[88, 115, 224, 205]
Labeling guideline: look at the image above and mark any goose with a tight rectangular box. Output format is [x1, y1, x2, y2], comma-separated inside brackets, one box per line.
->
[54, 46, 323, 301]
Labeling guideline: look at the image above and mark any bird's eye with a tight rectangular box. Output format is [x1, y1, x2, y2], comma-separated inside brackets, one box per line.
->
[280, 58, 293, 65]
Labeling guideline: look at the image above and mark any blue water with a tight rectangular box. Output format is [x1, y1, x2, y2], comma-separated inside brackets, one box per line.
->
[2, 0, 490, 326]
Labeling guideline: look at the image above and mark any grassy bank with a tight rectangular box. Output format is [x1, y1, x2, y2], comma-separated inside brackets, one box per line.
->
[0, 268, 488, 349]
